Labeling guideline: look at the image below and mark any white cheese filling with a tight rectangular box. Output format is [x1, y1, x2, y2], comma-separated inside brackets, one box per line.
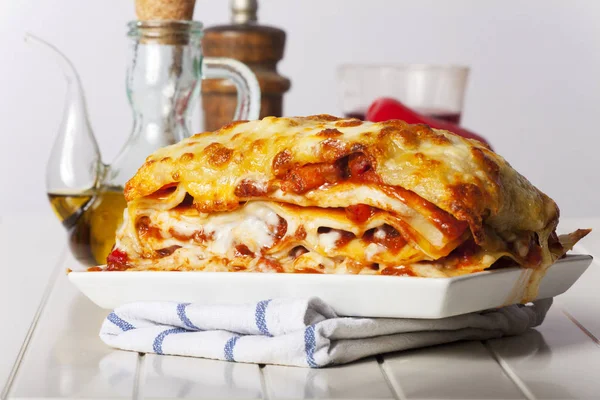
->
[318, 230, 342, 253]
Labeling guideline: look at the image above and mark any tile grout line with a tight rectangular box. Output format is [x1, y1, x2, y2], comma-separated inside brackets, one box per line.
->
[132, 353, 146, 400]
[258, 364, 271, 400]
[376, 356, 407, 400]
[482, 340, 536, 400]
[559, 305, 600, 346]
[0, 248, 66, 400]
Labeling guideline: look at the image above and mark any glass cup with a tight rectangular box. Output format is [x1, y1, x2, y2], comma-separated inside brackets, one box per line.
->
[337, 64, 470, 124]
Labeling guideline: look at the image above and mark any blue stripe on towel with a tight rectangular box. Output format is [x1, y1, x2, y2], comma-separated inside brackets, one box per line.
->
[153, 328, 187, 355]
[107, 312, 135, 332]
[224, 336, 240, 362]
[176, 303, 201, 330]
[304, 325, 318, 368]
[255, 299, 272, 336]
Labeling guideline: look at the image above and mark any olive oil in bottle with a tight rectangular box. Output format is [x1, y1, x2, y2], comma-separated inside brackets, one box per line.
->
[48, 190, 94, 229]
[48, 188, 127, 266]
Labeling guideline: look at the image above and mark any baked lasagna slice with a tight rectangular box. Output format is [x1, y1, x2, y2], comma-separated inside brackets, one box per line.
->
[107, 115, 589, 300]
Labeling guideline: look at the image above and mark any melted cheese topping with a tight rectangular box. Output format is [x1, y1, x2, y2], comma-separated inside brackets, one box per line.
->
[124, 115, 558, 245]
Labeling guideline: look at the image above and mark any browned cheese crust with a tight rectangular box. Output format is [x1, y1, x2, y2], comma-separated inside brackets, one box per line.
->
[125, 115, 558, 247]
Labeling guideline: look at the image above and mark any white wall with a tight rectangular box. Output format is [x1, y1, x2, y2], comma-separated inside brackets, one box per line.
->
[1, 0, 599, 218]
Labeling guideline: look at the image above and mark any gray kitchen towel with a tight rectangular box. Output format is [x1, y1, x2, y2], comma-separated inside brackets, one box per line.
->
[99, 297, 552, 367]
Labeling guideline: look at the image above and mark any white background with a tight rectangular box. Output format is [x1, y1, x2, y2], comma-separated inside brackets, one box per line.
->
[1, 0, 599, 218]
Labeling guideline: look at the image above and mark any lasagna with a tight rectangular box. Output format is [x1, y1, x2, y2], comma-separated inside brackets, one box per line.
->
[106, 115, 589, 301]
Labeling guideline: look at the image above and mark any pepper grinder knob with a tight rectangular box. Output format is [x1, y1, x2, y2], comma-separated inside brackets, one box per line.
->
[231, 0, 258, 24]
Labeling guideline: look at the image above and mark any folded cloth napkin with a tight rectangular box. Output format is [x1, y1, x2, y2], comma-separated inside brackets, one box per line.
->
[100, 297, 552, 368]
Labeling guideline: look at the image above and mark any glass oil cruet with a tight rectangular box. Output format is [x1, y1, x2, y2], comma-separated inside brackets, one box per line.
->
[28, 20, 261, 266]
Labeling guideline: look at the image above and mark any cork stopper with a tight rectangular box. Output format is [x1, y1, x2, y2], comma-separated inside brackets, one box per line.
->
[135, 0, 196, 21]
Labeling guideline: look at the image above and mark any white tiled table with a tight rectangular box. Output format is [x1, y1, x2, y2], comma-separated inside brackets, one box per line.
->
[1, 213, 599, 400]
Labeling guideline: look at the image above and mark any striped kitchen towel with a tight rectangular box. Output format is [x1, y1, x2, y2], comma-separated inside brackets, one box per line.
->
[99, 297, 552, 368]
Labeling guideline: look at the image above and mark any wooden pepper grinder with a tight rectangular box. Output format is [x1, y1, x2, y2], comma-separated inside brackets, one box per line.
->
[201, 0, 291, 131]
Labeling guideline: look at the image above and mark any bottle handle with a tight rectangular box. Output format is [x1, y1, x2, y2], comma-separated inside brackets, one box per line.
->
[202, 57, 261, 121]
